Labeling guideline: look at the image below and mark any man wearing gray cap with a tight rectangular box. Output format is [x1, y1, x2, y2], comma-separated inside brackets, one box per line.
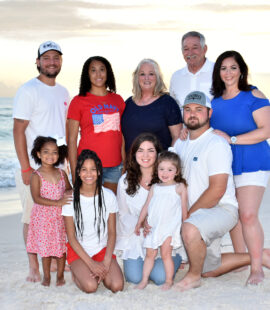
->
[13, 41, 69, 282]
[170, 31, 214, 112]
[172, 91, 270, 290]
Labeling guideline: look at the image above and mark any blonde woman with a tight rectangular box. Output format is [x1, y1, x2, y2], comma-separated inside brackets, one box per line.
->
[122, 59, 182, 153]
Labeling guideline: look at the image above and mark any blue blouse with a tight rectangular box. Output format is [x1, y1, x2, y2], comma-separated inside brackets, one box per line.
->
[210, 90, 270, 175]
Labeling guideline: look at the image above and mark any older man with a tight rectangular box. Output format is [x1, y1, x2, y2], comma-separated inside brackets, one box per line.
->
[170, 31, 214, 111]
[173, 91, 270, 290]
[13, 41, 69, 282]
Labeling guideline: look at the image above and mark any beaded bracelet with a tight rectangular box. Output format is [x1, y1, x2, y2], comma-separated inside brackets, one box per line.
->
[21, 167, 32, 173]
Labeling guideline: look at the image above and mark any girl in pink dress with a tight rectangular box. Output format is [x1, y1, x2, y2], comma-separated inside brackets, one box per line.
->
[26, 136, 72, 286]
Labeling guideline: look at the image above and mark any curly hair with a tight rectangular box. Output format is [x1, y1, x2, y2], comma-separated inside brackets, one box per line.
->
[73, 149, 106, 240]
[124, 132, 163, 196]
[211, 50, 251, 98]
[155, 151, 187, 186]
[132, 59, 167, 102]
[31, 136, 67, 166]
[79, 56, 116, 96]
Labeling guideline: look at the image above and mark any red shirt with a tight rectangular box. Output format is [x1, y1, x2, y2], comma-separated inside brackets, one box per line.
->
[68, 92, 125, 167]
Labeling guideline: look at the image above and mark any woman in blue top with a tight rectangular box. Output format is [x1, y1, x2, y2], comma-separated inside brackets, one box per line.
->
[210, 50, 270, 285]
[122, 59, 182, 153]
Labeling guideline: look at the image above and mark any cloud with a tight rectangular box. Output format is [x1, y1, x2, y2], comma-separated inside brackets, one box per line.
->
[193, 2, 270, 12]
[0, 0, 158, 39]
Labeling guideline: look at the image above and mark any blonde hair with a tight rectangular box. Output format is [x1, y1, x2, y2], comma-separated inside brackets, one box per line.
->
[132, 59, 167, 101]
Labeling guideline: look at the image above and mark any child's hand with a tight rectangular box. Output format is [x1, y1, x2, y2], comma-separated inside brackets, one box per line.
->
[143, 219, 152, 237]
[89, 260, 107, 283]
[57, 193, 73, 206]
[134, 223, 141, 236]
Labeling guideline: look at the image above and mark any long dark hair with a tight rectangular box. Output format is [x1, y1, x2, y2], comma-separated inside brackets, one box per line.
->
[31, 136, 67, 166]
[73, 149, 106, 240]
[125, 133, 163, 196]
[156, 151, 187, 186]
[79, 56, 116, 96]
[211, 50, 251, 98]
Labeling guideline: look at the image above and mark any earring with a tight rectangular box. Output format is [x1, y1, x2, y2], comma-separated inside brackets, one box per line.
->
[240, 74, 243, 80]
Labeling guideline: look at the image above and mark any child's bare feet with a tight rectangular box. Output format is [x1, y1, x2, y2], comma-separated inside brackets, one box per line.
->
[41, 276, 51, 286]
[161, 282, 173, 291]
[134, 281, 148, 289]
[246, 270, 264, 285]
[56, 275, 66, 286]
[26, 267, 41, 282]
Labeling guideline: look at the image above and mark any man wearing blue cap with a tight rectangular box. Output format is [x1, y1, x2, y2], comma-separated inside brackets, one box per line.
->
[13, 41, 69, 282]
[173, 91, 270, 290]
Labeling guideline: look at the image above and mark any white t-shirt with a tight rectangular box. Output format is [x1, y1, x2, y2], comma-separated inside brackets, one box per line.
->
[174, 128, 238, 210]
[170, 58, 214, 111]
[13, 78, 69, 169]
[62, 187, 118, 257]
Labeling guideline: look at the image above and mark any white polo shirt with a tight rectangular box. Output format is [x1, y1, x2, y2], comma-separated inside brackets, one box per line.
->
[170, 58, 214, 111]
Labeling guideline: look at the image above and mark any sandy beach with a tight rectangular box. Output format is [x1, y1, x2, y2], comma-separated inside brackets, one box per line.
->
[1, 185, 270, 310]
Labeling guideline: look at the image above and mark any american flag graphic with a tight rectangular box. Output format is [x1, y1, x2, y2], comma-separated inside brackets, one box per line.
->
[92, 112, 120, 133]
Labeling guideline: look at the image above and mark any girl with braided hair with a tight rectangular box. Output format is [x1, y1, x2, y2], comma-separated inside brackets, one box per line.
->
[62, 149, 124, 293]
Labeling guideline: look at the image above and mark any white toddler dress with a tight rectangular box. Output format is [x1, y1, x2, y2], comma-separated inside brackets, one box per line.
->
[144, 183, 182, 250]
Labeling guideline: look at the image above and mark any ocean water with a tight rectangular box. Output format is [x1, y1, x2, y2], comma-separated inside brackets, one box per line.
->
[0, 98, 18, 188]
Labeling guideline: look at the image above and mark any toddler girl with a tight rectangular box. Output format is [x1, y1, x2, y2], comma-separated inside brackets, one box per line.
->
[26, 136, 72, 286]
[135, 150, 188, 290]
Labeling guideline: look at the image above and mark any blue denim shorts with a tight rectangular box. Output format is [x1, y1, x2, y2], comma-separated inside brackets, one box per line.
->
[102, 163, 123, 184]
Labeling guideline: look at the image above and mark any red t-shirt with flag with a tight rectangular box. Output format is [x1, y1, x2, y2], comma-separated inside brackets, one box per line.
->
[67, 92, 125, 167]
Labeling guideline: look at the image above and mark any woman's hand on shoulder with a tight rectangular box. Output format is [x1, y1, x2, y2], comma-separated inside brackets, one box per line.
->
[213, 129, 231, 144]
[179, 127, 188, 141]
[252, 88, 267, 99]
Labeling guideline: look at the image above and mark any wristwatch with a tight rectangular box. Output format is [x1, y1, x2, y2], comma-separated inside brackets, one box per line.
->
[230, 136, 237, 144]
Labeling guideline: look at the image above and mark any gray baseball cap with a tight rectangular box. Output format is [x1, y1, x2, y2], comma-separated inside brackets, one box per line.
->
[183, 91, 212, 108]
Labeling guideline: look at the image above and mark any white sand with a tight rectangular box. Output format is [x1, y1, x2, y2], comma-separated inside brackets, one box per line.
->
[1, 185, 270, 310]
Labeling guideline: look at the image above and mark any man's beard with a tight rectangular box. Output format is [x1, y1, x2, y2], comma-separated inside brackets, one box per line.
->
[184, 116, 209, 130]
[39, 66, 60, 78]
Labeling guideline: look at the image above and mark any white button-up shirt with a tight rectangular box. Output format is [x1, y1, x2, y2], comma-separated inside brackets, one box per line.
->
[170, 58, 214, 113]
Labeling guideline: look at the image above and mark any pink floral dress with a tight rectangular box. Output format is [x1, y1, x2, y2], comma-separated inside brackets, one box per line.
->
[26, 169, 66, 258]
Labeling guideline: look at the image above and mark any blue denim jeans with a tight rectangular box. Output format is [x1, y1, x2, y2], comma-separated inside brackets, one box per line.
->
[102, 163, 123, 184]
[123, 254, 182, 285]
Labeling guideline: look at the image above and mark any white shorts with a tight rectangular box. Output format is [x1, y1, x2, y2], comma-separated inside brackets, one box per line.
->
[234, 171, 270, 188]
[185, 205, 238, 273]
[15, 169, 34, 224]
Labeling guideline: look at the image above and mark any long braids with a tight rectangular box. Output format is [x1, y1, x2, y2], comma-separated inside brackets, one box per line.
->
[73, 149, 106, 240]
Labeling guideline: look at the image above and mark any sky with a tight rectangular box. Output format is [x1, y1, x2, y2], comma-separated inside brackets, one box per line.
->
[0, 0, 270, 99]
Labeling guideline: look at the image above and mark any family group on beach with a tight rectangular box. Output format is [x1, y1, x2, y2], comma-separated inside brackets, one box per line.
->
[12, 31, 270, 293]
